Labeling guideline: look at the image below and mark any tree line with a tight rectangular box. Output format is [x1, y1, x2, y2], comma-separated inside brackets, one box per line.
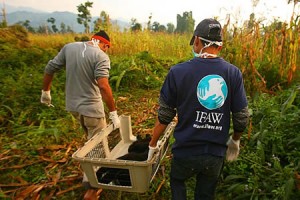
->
[3, 0, 297, 34]
[76, 1, 195, 34]
[0, 1, 195, 34]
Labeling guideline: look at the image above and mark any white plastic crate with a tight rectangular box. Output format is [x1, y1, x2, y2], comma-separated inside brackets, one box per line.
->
[72, 115, 175, 193]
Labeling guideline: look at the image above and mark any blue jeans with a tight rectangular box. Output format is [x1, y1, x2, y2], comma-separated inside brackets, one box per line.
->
[170, 155, 224, 200]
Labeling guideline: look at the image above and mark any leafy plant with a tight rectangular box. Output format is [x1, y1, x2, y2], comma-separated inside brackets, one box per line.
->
[109, 52, 172, 91]
[219, 84, 300, 199]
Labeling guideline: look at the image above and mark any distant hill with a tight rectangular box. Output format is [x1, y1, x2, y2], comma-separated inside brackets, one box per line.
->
[6, 11, 86, 33]
[1, 4, 130, 33]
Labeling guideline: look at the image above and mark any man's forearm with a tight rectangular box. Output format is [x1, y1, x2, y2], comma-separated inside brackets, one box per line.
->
[232, 131, 243, 141]
[101, 90, 115, 112]
[149, 119, 168, 147]
[43, 73, 54, 91]
[97, 77, 116, 112]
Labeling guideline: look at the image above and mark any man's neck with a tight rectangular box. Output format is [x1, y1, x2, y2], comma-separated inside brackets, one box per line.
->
[199, 51, 218, 58]
[200, 47, 220, 58]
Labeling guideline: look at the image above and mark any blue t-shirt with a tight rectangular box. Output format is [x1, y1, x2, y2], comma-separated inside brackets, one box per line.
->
[160, 57, 248, 158]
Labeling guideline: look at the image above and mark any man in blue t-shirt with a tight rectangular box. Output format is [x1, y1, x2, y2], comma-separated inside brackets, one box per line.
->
[148, 18, 250, 200]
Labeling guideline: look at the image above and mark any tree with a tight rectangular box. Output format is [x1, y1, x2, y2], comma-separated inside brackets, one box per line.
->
[131, 23, 142, 31]
[47, 17, 58, 33]
[77, 1, 93, 33]
[66, 25, 74, 33]
[0, 3, 7, 28]
[167, 23, 175, 33]
[94, 11, 111, 32]
[158, 25, 167, 32]
[175, 11, 195, 34]
[152, 21, 160, 32]
[37, 25, 49, 34]
[147, 13, 152, 31]
[58, 22, 73, 33]
[246, 13, 256, 30]
[151, 21, 166, 32]
[16, 20, 35, 33]
[130, 18, 142, 32]
[60, 22, 66, 33]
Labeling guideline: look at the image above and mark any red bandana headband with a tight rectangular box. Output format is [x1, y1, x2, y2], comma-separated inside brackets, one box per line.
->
[92, 35, 111, 47]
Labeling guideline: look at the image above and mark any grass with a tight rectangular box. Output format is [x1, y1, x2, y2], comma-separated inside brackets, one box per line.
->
[0, 89, 164, 200]
[1, 17, 300, 199]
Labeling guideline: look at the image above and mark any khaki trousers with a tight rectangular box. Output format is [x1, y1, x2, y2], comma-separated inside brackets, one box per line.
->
[70, 111, 107, 188]
[70, 111, 107, 139]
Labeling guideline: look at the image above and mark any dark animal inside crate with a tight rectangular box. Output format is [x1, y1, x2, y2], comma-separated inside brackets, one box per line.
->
[128, 134, 151, 153]
[96, 167, 131, 186]
[96, 134, 151, 186]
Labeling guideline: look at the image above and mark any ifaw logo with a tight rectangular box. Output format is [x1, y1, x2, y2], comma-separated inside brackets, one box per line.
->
[197, 75, 228, 110]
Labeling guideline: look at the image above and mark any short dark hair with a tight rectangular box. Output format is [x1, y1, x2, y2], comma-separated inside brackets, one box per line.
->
[92, 30, 111, 47]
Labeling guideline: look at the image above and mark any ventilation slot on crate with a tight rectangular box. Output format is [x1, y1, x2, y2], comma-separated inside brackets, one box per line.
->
[107, 129, 122, 151]
[96, 167, 132, 186]
[85, 142, 106, 159]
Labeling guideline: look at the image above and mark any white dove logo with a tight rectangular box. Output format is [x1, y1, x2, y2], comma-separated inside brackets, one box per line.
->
[197, 75, 228, 110]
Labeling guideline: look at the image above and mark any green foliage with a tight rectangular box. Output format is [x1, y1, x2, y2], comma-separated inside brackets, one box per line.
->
[47, 17, 58, 33]
[130, 18, 142, 32]
[175, 11, 195, 34]
[167, 23, 175, 33]
[0, 27, 65, 135]
[77, 1, 93, 33]
[109, 51, 174, 91]
[93, 11, 111, 32]
[219, 85, 300, 199]
[0, 19, 7, 28]
[74, 35, 90, 41]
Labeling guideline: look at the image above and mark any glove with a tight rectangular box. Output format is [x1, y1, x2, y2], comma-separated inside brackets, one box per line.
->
[109, 111, 120, 130]
[41, 90, 53, 106]
[147, 145, 159, 162]
[226, 136, 240, 161]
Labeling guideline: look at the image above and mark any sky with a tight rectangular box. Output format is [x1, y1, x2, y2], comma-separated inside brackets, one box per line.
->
[5, 0, 299, 26]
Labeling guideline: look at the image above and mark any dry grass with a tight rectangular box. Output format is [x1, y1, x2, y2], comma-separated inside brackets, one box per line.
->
[27, 18, 300, 94]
